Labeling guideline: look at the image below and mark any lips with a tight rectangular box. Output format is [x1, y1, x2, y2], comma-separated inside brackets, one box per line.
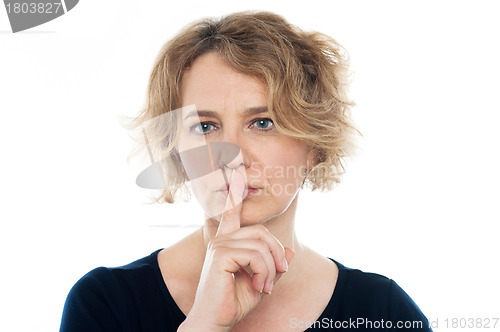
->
[217, 183, 260, 192]
[216, 183, 261, 199]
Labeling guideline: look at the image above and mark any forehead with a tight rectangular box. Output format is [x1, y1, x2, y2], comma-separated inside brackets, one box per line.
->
[180, 52, 268, 113]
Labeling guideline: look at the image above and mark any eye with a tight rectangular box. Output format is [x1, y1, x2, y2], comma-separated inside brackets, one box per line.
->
[190, 122, 217, 135]
[251, 118, 275, 131]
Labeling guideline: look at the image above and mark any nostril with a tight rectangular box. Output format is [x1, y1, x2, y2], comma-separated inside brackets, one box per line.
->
[224, 150, 245, 169]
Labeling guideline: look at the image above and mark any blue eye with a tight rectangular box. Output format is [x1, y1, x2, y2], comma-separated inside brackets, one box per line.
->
[252, 118, 274, 130]
[191, 122, 216, 134]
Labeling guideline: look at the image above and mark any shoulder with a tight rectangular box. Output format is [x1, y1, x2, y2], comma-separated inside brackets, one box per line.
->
[336, 261, 395, 301]
[71, 250, 160, 296]
[60, 250, 163, 332]
[330, 260, 432, 330]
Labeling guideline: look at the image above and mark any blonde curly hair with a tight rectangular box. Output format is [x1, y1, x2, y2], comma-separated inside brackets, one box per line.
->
[127, 11, 360, 203]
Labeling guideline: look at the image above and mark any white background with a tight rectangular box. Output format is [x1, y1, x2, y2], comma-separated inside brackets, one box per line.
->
[1, 1, 499, 331]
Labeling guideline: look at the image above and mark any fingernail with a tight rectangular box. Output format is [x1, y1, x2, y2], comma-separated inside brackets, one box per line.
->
[282, 257, 288, 272]
[260, 282, 265, 294]
[268, 280, 274, 295]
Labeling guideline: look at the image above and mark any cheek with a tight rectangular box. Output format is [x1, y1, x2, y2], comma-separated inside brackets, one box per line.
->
[273, 138, 309, 166]
[259, 140, 309, 184]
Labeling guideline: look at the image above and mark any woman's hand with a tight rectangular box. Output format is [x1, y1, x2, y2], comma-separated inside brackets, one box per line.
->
[178, 168, 295, 332]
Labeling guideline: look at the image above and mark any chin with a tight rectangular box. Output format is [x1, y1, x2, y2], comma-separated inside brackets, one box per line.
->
[239, 202, 283, 226]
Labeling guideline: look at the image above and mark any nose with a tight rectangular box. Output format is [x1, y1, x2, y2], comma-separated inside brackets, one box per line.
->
[225, 149, 245, 169]
[222, 131, 252, 170]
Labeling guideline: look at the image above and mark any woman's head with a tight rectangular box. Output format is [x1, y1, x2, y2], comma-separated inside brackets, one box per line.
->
[130, 11, 359, 205]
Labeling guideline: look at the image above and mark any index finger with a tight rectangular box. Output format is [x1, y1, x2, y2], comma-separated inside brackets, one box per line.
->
[216, 168, 246, 236]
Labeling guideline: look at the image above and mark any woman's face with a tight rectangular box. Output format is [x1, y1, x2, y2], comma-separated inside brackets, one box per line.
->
[177, 52, 314, 226]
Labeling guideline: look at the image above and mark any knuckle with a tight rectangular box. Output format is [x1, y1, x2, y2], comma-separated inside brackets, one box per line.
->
[249, 249, 261, 260]
[255, 241, 269, 254]
[252, 224, 270, 238]
[254, 224, 269, 233]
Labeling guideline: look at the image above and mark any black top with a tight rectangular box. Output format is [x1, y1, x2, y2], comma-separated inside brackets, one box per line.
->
[60, 249, 432, 331]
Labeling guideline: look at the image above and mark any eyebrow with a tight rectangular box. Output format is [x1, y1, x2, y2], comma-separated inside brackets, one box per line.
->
[183, 106, 269, 120]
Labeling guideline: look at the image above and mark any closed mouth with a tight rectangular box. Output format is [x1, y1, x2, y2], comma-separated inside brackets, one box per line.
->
[217, 184, 261, 192]
[216, 183, 261, 199]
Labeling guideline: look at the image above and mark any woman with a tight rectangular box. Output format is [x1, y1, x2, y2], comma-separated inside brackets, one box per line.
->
[60, 11, 431, 331]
